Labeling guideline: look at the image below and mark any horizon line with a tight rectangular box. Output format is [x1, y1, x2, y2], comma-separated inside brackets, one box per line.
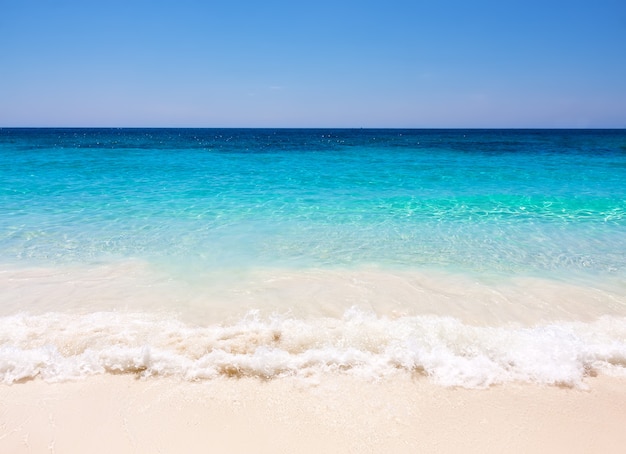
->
[2, 126, 625, 131]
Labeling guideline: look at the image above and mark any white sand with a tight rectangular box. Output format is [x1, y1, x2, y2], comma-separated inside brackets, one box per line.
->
[1, 375, 625, 453]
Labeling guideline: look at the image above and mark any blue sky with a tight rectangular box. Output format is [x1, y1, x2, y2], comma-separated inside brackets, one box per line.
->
[1, 0, 625, 127]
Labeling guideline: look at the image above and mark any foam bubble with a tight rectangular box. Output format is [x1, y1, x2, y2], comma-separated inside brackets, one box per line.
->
[1, 309, 625, 388]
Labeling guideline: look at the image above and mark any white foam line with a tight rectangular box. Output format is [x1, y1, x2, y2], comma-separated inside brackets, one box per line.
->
[1, 309, 626, 388]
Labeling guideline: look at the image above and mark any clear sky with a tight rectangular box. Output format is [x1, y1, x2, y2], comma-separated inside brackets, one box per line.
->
[1, 0, 625, 128]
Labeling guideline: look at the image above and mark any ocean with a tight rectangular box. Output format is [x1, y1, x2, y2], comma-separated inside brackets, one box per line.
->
[1, 128, 625, 388]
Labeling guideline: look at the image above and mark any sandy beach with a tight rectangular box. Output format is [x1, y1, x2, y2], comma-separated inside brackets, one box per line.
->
[2, 374, 625, 453]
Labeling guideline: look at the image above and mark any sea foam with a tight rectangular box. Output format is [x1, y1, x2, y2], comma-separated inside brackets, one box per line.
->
[2, 309, 625, 388]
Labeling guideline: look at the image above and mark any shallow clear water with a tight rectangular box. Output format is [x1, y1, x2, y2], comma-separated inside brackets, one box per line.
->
[2, 128, 625, 276]
[1, 128, 625, 387]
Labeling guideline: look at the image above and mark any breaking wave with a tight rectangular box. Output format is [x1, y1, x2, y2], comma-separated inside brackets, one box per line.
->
[2, 309, 626, 389]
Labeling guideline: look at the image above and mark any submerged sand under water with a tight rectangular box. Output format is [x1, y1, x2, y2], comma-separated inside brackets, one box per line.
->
[2, 260, 625, 323]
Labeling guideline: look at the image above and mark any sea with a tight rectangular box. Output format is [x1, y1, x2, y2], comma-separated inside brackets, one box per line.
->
[1, 128, 625, 388]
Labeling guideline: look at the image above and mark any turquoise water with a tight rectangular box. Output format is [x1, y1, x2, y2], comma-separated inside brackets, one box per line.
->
[1, 128, 625, 277]
[1, 128, 626, 387]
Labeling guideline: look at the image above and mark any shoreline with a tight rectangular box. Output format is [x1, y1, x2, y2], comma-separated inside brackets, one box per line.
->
[2, 374, 625, 453]
[3, 261, 625, 325]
